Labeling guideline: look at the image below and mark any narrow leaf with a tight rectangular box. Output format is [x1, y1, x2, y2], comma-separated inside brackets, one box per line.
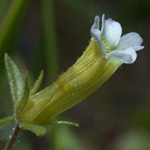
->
[20, 122, 47, 136]
[15, 72, 29, 118]
[30, 70, 44, 95]
[0, 116, 14, 128]
[42, 0, 58, 83]
[5, 54, 24, 104]
[51, 117, 80, 127]
[0, 0, 31, 52]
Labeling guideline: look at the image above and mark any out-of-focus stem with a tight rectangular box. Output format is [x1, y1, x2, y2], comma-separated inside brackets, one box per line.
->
[42, 0, 58, 83]
[5, 123, 20, 150]
[0, 0, 30, 51]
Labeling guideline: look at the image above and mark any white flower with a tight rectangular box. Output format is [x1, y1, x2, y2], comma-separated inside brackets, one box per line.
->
[91, 14, 144, 64]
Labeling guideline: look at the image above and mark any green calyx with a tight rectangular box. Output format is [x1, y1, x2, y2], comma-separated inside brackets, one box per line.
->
[4, 38, 121, 136]
[16, 38, 121, 125]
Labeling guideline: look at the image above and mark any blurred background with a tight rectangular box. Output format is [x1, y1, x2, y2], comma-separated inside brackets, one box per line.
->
[0, 0, 150, 149]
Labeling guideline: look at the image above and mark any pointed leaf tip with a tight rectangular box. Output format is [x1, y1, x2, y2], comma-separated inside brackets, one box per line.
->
[4, 53, 8, 59]
[50, 117, 80, 127]
[54, 120, 80, 127]
[30, 70, 44, 95]
[5, 54, 24, 104]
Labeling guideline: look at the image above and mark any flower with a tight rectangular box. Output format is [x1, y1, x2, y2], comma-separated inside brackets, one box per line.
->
[17, 15, 144, 126]
[4, 14, 144, 136]
[91, 14, 144, 64]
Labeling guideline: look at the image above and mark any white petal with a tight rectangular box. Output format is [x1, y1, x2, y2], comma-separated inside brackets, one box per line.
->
[100, 14, 105, 35]
[91, 16, 106, 55]
[91, 28, 101, 43]
[101, 18, 122, 48]
[117, 32, 144, 51]
[105, 48, 137, 64]
[91, 15, 100, 30]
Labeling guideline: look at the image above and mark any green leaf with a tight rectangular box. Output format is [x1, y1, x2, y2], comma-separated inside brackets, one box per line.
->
[15, 72, 29, 118]
[19, 122, 47, 136]
[50, 117, 80, 127]
[5, 54, 24, 104]
[0, 116, 14, 128]
[30, 70, 44, 95]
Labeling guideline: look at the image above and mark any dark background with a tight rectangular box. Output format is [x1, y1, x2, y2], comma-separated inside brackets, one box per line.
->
[0, 0, 150, 149]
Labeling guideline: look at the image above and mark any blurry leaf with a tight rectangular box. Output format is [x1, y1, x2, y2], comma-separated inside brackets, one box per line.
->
[42, 0, 58, 83]
[0, 0, 12, 22]
[51, 117, 80, 127]
[0, 116, 14, 128]
[16, 72, 29, 118]
[0, 0, 31, 52]
[5, 54, 24, 105]
[30, 70, 44, 96]
[115, 128, 150, 150]
[20, 122, 47, 137]
[0, 123, 15, 142]
[52, 126, 86, 150]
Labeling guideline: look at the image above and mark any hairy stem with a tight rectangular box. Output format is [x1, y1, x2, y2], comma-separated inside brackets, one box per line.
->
[5, 123, 20, 150]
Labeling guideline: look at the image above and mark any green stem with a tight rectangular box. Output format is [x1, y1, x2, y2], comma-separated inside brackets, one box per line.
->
[5, 123, 20, 150]
[42, 0, 58, 83]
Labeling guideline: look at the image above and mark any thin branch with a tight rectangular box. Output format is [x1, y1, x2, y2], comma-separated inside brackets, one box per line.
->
[5, 123, 20, 150]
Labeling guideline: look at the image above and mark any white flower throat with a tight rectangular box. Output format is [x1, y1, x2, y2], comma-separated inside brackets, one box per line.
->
[100, 36, 111, 54]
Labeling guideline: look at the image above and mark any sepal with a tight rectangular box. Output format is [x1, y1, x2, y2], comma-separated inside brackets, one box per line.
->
[30, 70, 44, 95]
[15, 72, 29, 120]
[19, 122, 47, 136]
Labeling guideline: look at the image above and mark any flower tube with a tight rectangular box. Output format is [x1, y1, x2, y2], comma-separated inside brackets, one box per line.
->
[17, 14, 144, 125]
